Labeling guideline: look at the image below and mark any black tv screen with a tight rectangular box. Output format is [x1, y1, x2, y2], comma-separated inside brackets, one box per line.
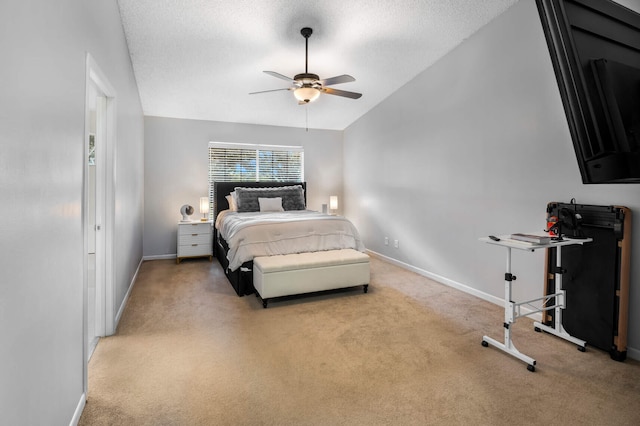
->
[536, 0, 640, 183]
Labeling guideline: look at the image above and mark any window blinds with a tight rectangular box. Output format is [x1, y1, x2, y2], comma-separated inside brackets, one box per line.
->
[208, 142, 304, 213]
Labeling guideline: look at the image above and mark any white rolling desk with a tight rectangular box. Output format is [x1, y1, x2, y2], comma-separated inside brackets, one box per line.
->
[479, 234, 592, 372]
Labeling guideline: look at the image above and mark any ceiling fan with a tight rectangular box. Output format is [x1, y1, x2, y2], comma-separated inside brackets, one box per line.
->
[250, 27, 362, 104]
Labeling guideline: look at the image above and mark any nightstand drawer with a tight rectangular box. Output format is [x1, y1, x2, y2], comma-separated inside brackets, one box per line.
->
[178, 233, 211, 246]
[178, 222, 211, 235]
[178, 244, 212, 258]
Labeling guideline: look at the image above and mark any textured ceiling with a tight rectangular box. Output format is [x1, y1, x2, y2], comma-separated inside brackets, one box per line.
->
[117, 0, 518, 130]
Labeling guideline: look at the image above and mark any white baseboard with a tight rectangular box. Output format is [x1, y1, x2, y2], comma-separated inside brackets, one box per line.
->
[366, 250, 542, 320]
[69, 393, 86, 426]
[113, 258, 143, 332]
[143, 253, 176, 261]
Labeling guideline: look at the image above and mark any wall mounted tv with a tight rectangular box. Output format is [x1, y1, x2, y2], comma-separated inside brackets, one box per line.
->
[537, 0, 640, 184]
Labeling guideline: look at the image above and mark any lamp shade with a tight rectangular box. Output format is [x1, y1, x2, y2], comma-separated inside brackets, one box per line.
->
[200, 197, 209, 214]
[294, 87, 320, 103]
[329, 195, 338, 211]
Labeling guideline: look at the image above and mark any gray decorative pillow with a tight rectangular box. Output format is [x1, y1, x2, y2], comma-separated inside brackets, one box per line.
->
[235, 185, 305, 212]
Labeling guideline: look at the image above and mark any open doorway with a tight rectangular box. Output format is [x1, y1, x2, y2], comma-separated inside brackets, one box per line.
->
[84, 54, 116, 396]
[86, 81, 104, 359]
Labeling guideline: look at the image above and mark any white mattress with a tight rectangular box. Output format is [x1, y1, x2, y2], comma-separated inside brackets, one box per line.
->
[216, 210, 365, 271]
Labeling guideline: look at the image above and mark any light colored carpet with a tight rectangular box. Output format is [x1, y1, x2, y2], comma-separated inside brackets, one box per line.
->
[80, 256, 640, 425]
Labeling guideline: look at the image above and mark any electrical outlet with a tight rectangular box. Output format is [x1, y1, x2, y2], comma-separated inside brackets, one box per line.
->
[394, 239, 399, 248]
[384, 237, 389, 246]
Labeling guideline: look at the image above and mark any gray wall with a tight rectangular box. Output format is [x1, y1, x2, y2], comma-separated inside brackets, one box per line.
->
[0, 0, 144, 423]
[144, 117, 343, 258]
[344, 0, 640, 359]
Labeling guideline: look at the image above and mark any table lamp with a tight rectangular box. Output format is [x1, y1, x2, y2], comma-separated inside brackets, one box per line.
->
[199, 197, 209, 221]
[329, 195, 338, 215]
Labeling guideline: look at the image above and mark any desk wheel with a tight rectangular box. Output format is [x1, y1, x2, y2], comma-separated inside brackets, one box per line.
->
[534, 326, 541, 332]
[578, 345, 586, 352]
[481, 340, 489, 347]
[527, 364, 535, 372]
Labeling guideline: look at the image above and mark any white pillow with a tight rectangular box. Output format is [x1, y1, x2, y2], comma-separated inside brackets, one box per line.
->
[226, 192, 238, 211]
[258, 197, 284, 212]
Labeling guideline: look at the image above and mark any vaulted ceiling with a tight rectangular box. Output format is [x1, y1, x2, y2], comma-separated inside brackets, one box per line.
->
[117, 0, 518, 130]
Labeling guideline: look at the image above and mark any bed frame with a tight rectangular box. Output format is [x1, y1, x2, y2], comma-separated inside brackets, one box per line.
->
[213, 181, 307, 296]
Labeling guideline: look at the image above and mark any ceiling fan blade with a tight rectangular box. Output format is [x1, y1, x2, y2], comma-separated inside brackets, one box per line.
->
[319, 74, 356, 86]
[263, 71, 296, 83]
[321, 87, 362, 99]
[249, 88, 293, 95]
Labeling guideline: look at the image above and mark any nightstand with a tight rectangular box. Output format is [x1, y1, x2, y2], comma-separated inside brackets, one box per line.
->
[177, 221, 213, 264]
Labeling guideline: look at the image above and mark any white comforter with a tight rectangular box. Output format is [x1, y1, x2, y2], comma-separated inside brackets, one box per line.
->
[216, 210, 365, 271]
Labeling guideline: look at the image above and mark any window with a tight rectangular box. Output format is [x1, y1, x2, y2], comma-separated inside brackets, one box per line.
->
[208, 142, 304, 211]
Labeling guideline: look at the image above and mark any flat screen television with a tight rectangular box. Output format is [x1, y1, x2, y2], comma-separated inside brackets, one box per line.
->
[536, 0, 640, 183]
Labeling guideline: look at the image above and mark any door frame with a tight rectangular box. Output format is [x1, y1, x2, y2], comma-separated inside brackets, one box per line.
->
[83, 53, 116, 396]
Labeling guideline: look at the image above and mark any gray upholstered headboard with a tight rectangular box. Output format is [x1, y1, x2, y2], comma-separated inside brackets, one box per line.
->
[213, 181, 307, 220]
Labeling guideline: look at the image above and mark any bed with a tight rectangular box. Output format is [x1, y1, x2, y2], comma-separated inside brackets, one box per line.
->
[213, 181, 366, 296]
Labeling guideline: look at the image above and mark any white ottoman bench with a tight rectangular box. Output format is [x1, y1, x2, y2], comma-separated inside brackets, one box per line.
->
[253, 249, 370, 308]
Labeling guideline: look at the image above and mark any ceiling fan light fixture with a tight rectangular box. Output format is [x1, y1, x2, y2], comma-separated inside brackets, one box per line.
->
[294, 86, 320, 103]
